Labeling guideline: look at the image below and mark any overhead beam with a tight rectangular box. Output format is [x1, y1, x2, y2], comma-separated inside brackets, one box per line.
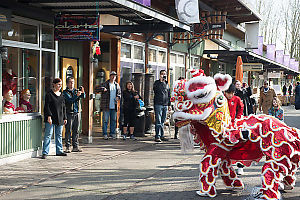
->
[102, 24, 174, 33]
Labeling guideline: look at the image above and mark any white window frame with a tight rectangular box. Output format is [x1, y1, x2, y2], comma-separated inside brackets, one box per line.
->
[121, 39, 145, 63]
[0, 16, 57, 122]
[148, 45, 167, 67]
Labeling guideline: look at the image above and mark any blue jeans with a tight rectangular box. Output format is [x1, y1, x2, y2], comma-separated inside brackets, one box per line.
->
[42, 122, 64, 155]
[154, 105, 168, 139]
[103, 109, 117, 137]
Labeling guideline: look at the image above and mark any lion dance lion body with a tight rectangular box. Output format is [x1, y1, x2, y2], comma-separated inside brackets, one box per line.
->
[172, 70, 300, 199]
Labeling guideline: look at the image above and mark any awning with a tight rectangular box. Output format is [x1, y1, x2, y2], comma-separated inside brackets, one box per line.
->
[18, 0, 191, 32]
[199, 0, 261, 24]
[203, 50, 299, 75]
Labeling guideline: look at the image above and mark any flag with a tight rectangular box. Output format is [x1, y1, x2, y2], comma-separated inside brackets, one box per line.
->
[175, 0, 200, 24]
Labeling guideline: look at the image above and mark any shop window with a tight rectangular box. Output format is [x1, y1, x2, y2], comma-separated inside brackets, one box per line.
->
[134, 63, 144, 73]
[121, 43, 131, 59]
[178, 55, 185, 65]
[170, 53, 176, 64]
[134, 45, 143, 60]
[148, 49, 157, 62]
[158, 51, 166, 64]
[41, 52, 55, 112]
[194, 57, 200, 68]
[175, 66, 185, 80]
[2, 22, 38, 44]
[42, 25, 54, 49]
[2, 47, 39, 114]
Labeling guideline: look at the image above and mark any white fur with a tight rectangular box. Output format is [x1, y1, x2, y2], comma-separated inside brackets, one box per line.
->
[185, 76, 217, 104]
[179, 124, 195, 154]
[214, 73, 232, 91]
[173, 107, 213, 121]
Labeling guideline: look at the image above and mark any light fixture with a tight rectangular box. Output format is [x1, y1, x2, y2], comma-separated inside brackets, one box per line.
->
[7, 29, 14, 37]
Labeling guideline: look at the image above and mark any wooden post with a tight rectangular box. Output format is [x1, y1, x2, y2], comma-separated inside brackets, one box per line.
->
[111, 38, 121, 131]
[82, 41, 94, 143]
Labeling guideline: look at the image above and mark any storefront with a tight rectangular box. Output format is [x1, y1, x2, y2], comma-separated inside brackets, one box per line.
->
[0, 15, 56, 163]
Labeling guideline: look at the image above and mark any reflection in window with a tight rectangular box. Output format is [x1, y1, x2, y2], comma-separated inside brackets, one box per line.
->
[134, 63, 144, 73]
[2, 22, 38, 44]
[148, 49, 156, 62]
[42, 52, 55, 113]
[175, 66, 185, 81]
[42, 25, 54, 49]
[158, 51, 166, 64]
[134, 45, 143, 60]
[2, 47, 39, 114]
[121, 43, 131, 59]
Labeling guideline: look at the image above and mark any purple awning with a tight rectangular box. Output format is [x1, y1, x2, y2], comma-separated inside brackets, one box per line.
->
[133, 0, 151, 6]
[275, 50, 284, 64]
[253, 36, 263, 55]
[266, 44, 275, 61]
[283, 55, 290, 67]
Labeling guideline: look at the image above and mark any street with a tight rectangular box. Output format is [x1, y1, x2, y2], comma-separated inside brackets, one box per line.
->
[0, 106, 299, 200]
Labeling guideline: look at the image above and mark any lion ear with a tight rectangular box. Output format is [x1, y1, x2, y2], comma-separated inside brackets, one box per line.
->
[214, 74, 232, 91]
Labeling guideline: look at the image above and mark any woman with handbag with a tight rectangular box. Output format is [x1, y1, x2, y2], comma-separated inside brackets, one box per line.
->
[122, 81, 141, 140]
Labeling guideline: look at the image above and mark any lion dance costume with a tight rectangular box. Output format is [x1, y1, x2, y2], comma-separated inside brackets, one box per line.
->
[172, 69, 300, 200]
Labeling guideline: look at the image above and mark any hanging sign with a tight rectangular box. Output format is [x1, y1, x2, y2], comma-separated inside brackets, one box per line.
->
[0, 8, 11, 31]
[55, 15, 100, 41]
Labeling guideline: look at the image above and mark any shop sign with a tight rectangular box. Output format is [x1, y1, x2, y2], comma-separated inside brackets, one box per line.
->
[55, 15, 100, 41]
[243, 63, 263, 71]
[0, 8, 11, 31]
[268, 72, 281, 79]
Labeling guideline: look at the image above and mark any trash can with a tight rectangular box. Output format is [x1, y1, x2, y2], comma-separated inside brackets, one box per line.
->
[144, 73, 154, 134]
[132, 73, 145, 136]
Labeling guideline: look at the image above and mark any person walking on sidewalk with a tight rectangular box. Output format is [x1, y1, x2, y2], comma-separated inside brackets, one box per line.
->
[100, 71, 121, 140]
[153, 70, 171, 142]
[42, 78, 67, 159]
[259, 81, 276, 114]
[122, 81, 140, 140]
[63, 77, 86, 153]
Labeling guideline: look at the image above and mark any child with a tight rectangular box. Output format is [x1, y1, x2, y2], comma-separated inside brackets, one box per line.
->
[268, 97, 284, 121]
[224, 83, 245, 175]
[224, 84, 244, 125]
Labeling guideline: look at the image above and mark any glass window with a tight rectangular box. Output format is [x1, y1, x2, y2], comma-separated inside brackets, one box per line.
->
[2, 22, 38, 44]
[2, 47, 39, 114]
[170, 53, 176, 64]
[158, 51, 166, 64]
[175, 66, 185, 80]
[194, 57, 200, 68]
[134, 45, 143, 60]
[121, 43, 131, 59]
[178, 55, 185, 65]
[134, 63, 145, 73]
[42, 25, 54, 49]
[41, 52, 55, 113]
[148, 49, 156, 62]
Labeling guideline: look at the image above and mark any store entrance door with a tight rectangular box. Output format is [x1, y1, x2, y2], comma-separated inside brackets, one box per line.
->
[61, 57, 78, 90]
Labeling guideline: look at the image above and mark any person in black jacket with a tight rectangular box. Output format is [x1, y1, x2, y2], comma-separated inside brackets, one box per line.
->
[122, 81, 140, 140]
[63, 77, 86, 153]
[234, 80, 254, 116]
[42, 78, 67, 159]
[153, 70, 171, 142]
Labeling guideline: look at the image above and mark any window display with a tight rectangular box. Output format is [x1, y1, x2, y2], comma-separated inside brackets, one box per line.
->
[2, 47, 39, 114]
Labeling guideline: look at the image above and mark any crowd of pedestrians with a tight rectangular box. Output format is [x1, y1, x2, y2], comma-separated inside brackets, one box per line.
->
[40, 70, 299, 160]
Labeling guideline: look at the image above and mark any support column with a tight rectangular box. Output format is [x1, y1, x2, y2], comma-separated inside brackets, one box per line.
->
[111, 38, 121, 131]
[82, 41, 93, 143]
[0, 32, 2, 117]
